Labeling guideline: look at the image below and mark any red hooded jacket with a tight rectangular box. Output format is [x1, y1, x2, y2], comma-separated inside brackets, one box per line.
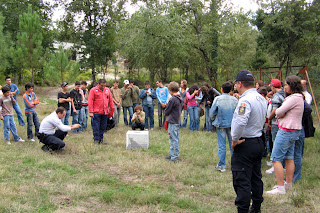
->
[88, 86, 115, 117]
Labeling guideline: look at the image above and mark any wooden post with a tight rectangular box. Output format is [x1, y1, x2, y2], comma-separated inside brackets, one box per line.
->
[305, 67, 320, 126]
[259, 68, 262, 80]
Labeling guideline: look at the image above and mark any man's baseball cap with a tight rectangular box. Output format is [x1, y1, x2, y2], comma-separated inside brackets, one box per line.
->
[61, 82, 68, 87]
[270, 79, 281, 87]
[123, 80, 129, 85]
[234, 70, 254, 82]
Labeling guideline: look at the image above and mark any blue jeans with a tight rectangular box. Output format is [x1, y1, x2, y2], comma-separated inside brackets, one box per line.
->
[187, 106, 199, 131]
[216, 127, 233, 168]
[205, 106, 212, 131]
[271, 129, 301, 162]
[168, 123, 180, 160]
[271, 124, 279, 144]
[3, 115, 20, 141]
[113, 106, 121, 126]
[13, 103, 25, 126]
[158, 103, 166, 128]
[81, 105, 89, 130]
[72, 109, 83, 133]
[92, 114, 108, 141]
[25, 112, 40, 139]
[180, 109, 188, 129]
[143, 104, 154, 129]
[123, 106, 133, 126]
[61, 109, 71, 125]
[293, 128, 305, 182]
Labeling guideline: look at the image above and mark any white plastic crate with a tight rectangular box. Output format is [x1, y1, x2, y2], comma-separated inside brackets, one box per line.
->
[126, 130, 149, 149]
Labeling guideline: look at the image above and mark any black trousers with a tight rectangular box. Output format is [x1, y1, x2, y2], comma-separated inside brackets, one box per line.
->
[267, 129, 273, 154]
[132, 122, 145, 130]
[231, 137, 264, 213]
[40, 130, 67, 151]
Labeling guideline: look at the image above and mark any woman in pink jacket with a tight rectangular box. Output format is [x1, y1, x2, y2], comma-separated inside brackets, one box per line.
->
[266, 76, 304, 195]
[186, 84, 200, 131]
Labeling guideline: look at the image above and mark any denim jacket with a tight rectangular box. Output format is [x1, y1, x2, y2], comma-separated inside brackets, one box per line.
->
[209, 93, 238, 128]
[139, 88, 157, 106]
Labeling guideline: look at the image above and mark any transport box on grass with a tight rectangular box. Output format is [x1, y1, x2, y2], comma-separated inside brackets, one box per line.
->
[126, 130, 149, 149]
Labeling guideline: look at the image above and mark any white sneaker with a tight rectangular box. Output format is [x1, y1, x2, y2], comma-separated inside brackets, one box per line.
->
[215, 165, 226, 172]
[28, 138, 35, 142]
[145, 128, 149, 131]
[17, 138, 25, 142]
[284, 181, 293, 189]
[151, 128, 154, 130]
[266, 185, 286, 195]
[6, 141, 11, 145]
[267, 161, 273, 167]
[266, 166, 274, 174]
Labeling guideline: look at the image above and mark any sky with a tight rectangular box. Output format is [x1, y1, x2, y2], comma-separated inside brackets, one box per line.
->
[48, 0, 261, 22]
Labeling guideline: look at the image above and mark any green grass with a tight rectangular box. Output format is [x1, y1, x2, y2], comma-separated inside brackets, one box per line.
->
[0, 92, 319, 212]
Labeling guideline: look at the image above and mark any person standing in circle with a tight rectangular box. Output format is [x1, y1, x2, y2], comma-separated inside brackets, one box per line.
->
[4, 76, 25, 126]
[58, 82, 71, 125]
[88, 79, 115, 145]
[266, 76, 304, 195]
[231, 70, 267, 213]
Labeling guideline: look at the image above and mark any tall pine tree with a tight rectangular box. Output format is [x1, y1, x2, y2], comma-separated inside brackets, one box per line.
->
[0, 12, 10, 73]
[16, 5, 43, 84]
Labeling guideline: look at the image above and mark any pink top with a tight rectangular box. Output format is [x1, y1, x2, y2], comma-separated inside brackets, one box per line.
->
[186, 92, 197, 107]
[276, 93, 304, 130]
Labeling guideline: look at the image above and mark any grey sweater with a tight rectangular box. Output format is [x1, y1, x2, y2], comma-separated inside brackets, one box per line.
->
[0, 96, 16, 119]
[164, 94, 183, 124]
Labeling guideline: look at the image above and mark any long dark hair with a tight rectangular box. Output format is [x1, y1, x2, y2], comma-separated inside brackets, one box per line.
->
[188, 84, 199, 94]
[285, 76, 302, 95]
[200, 85, 208, 95]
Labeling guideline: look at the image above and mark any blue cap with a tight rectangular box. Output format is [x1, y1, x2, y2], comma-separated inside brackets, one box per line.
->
[234, 70, 254, 82]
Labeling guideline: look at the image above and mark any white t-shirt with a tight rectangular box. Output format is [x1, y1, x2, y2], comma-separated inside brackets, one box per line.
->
[303, 91, 312, 105]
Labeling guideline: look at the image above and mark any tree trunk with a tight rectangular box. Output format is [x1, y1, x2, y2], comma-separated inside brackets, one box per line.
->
[150, 69, 155, 85]
[31, 67, 34, 85]
[185, 66, 189, 81]
[91, 60, 96, 82]
[285, 54, 290, 78]
[193, 8, 217, 87]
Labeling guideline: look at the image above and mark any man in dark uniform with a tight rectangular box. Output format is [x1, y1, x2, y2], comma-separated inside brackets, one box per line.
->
[231, 70, 267, 213]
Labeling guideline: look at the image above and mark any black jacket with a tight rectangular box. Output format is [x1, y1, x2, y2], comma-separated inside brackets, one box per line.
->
[303, 101, 315, 138]
[164, 94, 183, 124]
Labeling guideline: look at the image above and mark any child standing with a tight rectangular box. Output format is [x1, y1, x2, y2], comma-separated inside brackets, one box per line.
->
[23, 83, 40, 141]
[80, 81, 89, 130]
[164, 82, 183, 162]
[0, 86, 25, 144]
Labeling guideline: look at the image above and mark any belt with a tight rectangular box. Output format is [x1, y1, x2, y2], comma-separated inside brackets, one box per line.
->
[240, 136, 262, 140]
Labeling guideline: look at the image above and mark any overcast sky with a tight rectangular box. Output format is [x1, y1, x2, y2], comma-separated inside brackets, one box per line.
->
[48, 0, 261, 22]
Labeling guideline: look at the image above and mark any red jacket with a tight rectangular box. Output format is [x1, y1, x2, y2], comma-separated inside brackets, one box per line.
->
[88, 86, 115, 116]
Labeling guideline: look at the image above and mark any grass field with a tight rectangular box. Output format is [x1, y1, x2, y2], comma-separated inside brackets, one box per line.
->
[0, 91, 319, 212]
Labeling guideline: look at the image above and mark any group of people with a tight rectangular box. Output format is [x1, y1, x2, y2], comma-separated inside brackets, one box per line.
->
[0, 77, 40, 144]
[0, 70, 315, 212]
[219, 71, 314, 213]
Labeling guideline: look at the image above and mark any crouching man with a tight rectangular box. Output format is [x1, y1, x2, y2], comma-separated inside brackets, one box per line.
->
[131, 105, 145, 130]
[38, 107, 80, 151]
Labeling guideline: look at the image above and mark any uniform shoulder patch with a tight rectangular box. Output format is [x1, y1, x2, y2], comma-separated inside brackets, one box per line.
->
[238, 103, 246, 115]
